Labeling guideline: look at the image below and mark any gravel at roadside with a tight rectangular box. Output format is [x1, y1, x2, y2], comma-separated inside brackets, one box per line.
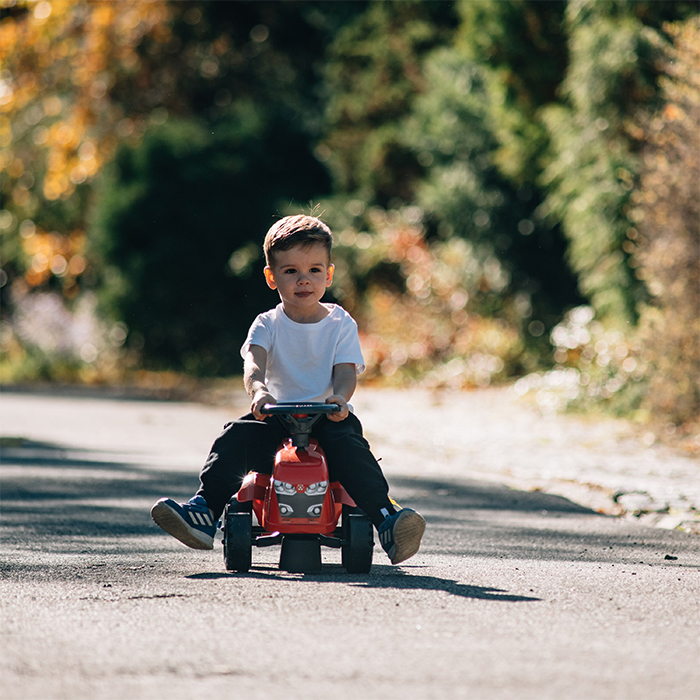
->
[349, 386, 700, 534]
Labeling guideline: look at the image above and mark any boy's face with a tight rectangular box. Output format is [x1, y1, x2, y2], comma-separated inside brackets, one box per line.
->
[264, 242, 334, 322]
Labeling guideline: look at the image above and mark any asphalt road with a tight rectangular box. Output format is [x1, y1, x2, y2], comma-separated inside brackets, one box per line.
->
[1, 388, 699, 700]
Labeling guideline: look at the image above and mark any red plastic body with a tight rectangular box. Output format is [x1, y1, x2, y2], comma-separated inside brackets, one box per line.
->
[236, 437, 355, 535]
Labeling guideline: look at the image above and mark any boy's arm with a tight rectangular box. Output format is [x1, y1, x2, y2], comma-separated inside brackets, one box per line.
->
[244, 344, 276, 420]
[326, 363, 357, 422]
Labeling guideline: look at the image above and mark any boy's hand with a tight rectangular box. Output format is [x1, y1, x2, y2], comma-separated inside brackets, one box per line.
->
[325, 395, 349, 422]
[251, 390, 276, 421]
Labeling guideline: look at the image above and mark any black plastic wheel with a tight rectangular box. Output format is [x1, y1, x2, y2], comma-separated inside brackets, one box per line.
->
[223, 509, 253, 572]
[342, 508, 373, 573]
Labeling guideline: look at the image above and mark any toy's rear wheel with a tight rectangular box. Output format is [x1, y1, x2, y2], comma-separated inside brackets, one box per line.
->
[280, 535, 322, 573]
[223, 508, 252, 572]
[342, 507, 373, 574]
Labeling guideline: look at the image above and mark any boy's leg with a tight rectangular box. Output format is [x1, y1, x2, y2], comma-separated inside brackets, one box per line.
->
[313, 415, 426, 564]
[196, 415, 287, 518]
[151, 415, 286, 549]
[312, 414, 393, 528]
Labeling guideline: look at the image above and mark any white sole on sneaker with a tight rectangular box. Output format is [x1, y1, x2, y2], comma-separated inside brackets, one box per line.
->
[151, 501, 214, 550]
[390, 510, 426, 564]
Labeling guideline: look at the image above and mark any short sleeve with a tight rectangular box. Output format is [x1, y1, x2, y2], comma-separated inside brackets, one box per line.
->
[240, 312, 273, 359]
[333, 313, 365, 375]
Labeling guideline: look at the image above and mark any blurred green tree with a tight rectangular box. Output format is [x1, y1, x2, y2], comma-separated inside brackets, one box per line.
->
[405, 1, 583, 342]
[329, 0, 582, 374]
[454, 0, 568, 185]
[321, 0, 457, 206]
[92, 111, 329, 375]
[541, 0, 696, 326]
[511, 10, 699, 429]
[630, 17, 700, 426]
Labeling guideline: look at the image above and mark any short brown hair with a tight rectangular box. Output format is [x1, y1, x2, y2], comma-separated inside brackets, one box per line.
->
[263, 215, 333, 266]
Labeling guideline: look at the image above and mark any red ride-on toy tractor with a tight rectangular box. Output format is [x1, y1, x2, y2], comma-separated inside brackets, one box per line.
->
[222, 403, 374, 574]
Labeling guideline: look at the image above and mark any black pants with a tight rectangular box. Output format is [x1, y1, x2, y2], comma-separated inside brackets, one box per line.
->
[196, 412, 394, 528]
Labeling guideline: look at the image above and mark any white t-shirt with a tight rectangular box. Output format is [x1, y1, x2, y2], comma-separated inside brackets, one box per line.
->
[240, 303, 365, 404]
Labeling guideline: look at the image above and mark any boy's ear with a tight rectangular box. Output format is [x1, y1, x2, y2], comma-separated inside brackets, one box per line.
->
[326, 263, 335, 287]
[264, 266, 277, 290]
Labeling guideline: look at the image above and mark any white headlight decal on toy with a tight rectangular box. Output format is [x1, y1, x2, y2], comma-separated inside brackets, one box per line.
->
[278, 503, 294, 516]
[274, 480, 296, 496]
[305, 481, 328, 497]
[273, 480, 326, 518]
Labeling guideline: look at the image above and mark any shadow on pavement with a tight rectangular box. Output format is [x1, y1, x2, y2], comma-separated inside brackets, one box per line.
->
[386, 475, 693, 567]
[350, 567, 542, 601]
[1, 440, 686, 571]
[389, 474, 595, 515]
[186, 568, 540, 601]
[1, 439, 200, 541]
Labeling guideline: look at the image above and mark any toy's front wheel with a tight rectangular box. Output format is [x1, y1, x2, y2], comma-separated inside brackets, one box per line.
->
[342, 507, 373, 574]
[223, 508, 252, 572]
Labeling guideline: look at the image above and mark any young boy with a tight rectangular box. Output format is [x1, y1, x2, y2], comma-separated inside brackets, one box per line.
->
[151, 215, 425, 565]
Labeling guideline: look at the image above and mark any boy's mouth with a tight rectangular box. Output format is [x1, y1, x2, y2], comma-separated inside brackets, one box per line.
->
[295, 291, 313, 298]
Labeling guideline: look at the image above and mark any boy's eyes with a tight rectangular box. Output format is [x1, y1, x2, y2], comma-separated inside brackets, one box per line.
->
[282, 267, 323, 274]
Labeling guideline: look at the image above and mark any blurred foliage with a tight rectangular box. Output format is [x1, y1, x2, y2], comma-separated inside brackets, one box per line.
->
[0, 0, 697, 433]
[403, 47, 581, 333]
[1, 0, 342, 374]
[541, 0, 695, 325]
[322, 1, 583, 376]
[328, 207, 527, 388]
[0, 0, 170, 303]
[454, 0, 568, 185]
[321, 0, 457, 206]
[0, 289, 125, 384]
[514, 305, 650, 417]
[629, 17, 699, 427]
[92, 113, 328, 375]
[515, 14, 699, 432]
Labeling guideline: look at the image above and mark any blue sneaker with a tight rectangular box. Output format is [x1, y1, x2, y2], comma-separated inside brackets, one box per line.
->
[378, 508, 426, 564]
[151, 495, 217, 550]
